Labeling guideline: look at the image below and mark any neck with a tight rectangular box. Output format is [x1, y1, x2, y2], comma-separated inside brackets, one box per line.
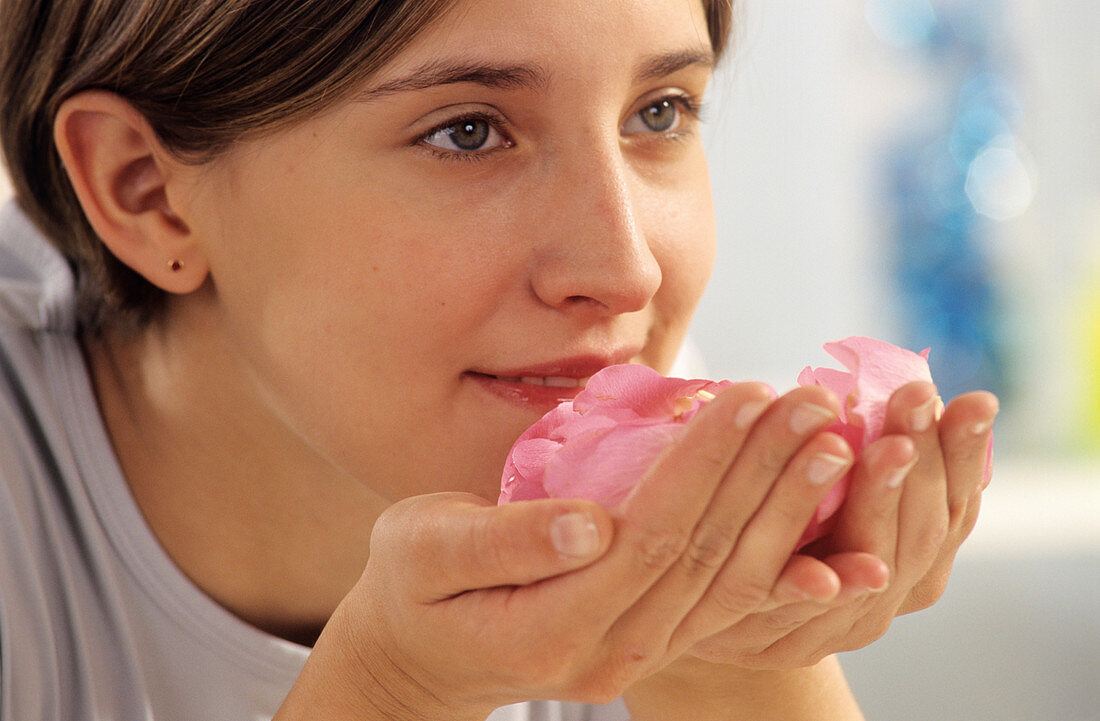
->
[82, 302, 388, 645]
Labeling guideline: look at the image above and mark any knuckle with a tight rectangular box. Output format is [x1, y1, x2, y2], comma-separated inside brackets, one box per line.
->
[956, 496, 982, 538]
[760, 608, 808, 634]
[710, 575, 773, 616]
[681, 522, 739, 574]
[946, 493, 970, 525]
[912, 515, 950, 563]
[756, 444, 790, 478]
[369, 498, 423, 559]
[695, 445, 734, 476]
[611, 644, 658, 679]
[770, 500, 811, 532]
[907, 573, 950, 612]
[507, 631, 587, 691]
[470, 512, 514, 578]
[842, 618, 893, 652]
[633, 526, 690, 571]
[564, 649, 651, 705]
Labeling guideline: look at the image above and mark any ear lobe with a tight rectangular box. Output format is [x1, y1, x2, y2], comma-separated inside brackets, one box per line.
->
[53, 90, 207, 294]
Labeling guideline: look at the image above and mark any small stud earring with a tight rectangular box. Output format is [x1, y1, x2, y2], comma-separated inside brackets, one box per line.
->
[169, 259, 183, 272]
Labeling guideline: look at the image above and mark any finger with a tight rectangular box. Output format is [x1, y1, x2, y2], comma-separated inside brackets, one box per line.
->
[893, 392, 997, 616]
[691, 551, 893, 667]
[937, 390, 999, 532]
[607, 386, 841, 609]
[371, 493, 614, 600]
[895, 489, 982, 615]
[664, 428, 852, 649]
[592, 385, 840, 649]
[771, 553, 842, 605]
[882, 381, 950, 578]
[690, 553, 858, 664]
[592, 383, 776, 604]
[824, 551, 892, 600]
[830, 434, 916, 563]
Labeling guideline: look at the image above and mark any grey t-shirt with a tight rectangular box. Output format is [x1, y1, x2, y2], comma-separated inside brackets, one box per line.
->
[0, 203, 627, 721]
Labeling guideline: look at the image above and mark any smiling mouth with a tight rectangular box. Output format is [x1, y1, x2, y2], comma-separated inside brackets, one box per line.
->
[466, 351, 639, 408]
[463, 371, 594, 409]
[479, 373, 591, 388]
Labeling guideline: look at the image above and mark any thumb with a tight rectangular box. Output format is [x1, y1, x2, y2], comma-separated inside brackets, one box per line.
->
[373, 493, 614, 600]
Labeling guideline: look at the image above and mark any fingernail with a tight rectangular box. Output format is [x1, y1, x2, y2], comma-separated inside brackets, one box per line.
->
[970, 418, 994, 436]
[885, 456, 918, 489]
[735, 399, 770, 429]
[909, 396, 938, 433]
[550, 512, 600, 558]
[789, 403, 836, 434]
[806, 453, 850, 485]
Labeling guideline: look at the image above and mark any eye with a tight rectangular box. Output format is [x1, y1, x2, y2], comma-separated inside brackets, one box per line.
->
[622, 94, 701, 136]
[422, 115, 511, 153]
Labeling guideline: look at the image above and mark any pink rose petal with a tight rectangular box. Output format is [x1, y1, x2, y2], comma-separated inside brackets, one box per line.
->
[501, 338, 937, 551]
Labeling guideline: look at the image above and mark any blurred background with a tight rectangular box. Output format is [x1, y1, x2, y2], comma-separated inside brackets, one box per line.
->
[1, 1, 1096, 718]
[694, 0, 1099, 719]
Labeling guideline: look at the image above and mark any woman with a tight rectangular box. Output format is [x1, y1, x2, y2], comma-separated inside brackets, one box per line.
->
[0, 0, 998, 719]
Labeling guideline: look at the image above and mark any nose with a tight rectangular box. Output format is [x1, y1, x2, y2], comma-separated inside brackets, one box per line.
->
[528, 142, 662, 317]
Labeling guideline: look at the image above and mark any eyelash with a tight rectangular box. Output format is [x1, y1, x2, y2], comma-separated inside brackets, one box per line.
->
[662, 92, 706, 125]
[415, 92, 706, 163]
[417, 111, 513, 164]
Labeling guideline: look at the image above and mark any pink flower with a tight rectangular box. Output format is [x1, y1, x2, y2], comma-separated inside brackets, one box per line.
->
[499, 365, 731, 507]
[499, 337, 935, 550]
[795, 336, 934, 544]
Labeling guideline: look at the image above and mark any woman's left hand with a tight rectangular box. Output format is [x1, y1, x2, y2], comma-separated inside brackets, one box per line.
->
[676, 381, 999, 670]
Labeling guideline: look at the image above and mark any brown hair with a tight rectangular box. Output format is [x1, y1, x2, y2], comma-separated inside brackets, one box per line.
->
[0, 0, 734, 334]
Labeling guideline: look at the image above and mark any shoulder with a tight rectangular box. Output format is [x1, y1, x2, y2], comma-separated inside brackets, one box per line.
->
[0, 200, 80, 478]
[0, 203, 75, 586]
[0, 200, 77, 333]
[0, 202, 86, 715]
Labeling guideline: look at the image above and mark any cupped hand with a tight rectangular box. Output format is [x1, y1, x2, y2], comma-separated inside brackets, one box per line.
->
[678, 380, 999, 670]
[295, 382, 864, 718]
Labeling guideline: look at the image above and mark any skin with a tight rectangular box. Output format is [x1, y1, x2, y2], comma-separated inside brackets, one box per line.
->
[51, 0, 999, 717]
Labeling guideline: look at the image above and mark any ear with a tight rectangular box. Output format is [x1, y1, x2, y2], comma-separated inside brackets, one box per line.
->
[53, 90, 208, 294]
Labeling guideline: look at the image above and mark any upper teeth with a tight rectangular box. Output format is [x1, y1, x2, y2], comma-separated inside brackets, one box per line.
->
[496, 375, 588, 387]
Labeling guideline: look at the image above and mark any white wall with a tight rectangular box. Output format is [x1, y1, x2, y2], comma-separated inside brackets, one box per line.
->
[696, 1, 892, 390]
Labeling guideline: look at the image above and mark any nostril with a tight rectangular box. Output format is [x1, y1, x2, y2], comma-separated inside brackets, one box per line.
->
[563, 294, 611, 311]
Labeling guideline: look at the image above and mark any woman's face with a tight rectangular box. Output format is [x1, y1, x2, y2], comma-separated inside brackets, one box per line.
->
[179, 0, 717, 502]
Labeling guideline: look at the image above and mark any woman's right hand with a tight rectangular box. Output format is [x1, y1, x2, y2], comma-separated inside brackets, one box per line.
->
[276, 382, 860, 720]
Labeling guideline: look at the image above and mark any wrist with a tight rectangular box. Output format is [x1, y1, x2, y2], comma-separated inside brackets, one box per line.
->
[623, 655, 864, 721]
[276, 601, 490, 721]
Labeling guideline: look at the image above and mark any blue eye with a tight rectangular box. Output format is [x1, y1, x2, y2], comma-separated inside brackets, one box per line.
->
[422, 116, 510, 153]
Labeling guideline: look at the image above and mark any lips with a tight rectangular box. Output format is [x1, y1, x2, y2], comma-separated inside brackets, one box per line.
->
[484, 375, 589, 388]
[466, 351, 640, 410]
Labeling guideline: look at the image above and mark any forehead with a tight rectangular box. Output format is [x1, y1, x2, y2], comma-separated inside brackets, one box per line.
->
[368, 0, 713, 88]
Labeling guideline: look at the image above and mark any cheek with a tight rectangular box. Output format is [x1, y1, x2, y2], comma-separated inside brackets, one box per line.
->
[652, 169, 716, 314]
[189, 172, 528, 488]
[638, 164, 715, 372]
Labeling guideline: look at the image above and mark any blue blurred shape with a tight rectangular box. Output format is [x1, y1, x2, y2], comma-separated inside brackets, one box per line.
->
[870, 0, 1016, 400]
[865, 0, 938, 48]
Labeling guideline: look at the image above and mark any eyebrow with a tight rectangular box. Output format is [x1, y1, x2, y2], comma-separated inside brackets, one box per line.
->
[358, 60, 549, 99]
[357, 47, 715, 100]
[633, 48, 716, 84]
